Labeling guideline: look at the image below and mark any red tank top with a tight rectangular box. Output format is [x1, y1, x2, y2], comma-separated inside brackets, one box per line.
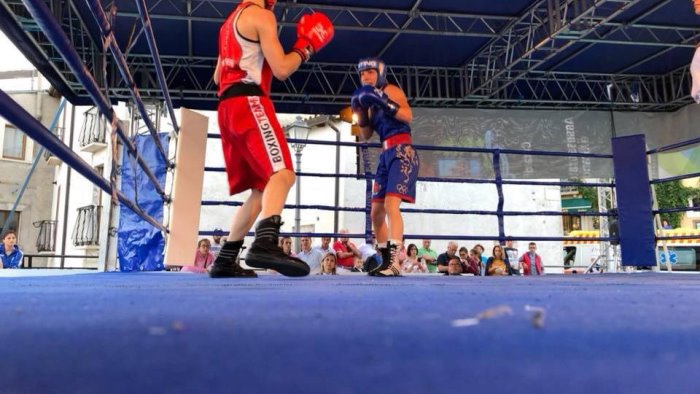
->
[218, 2, 272, 96]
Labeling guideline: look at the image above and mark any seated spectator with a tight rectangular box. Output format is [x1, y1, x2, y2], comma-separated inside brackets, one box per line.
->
[318, 252, 337, 275]
[474, 244, 487, 275]
[357, 234, 377, 261]
[355, 235, 379, 272]
[519, 242, 544, 275]
[437, 241, 459, 273]
[333, 229, 361, 270]
[314, 236, 336, 256]
[417, 239, 438, 273]
[458, 246, 469, 264]
[297, 236, 324, 274]
[183, 238, 215, 273]
[279, 236, 295, 257]
[398, 239, 407, 263]
[462, 248, 481, 275]
[0, 230, 22, 269]
[210, 230, 223, 257]
[486, 245, 512, 276]
[402, 243, 427, 273]
[444, 256, 464, 276]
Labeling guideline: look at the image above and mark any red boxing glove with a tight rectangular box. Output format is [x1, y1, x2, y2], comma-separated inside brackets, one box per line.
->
[292, 12, 334, 62]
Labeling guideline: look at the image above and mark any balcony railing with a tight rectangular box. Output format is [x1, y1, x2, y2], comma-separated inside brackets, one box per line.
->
[79, 110, 107, 149]
[72, 205, 102, 247]
[33, 220, 57, 252]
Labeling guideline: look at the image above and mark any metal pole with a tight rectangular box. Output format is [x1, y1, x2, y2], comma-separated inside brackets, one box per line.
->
[60, 104, 76, 269]
[323, 121, 343, 236]
[294, 149, 302, 252]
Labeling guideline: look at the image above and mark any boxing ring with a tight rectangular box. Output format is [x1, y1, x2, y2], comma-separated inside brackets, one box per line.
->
[2, 1, 700, 393]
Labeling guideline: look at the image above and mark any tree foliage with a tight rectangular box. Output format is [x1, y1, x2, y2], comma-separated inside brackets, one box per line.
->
[654, 180, 700, 228]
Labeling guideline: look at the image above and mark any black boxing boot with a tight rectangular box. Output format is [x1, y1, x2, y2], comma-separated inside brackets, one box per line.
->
[209, 240, 257, 278]
[373, 241, 402, 277]
[369, 241, 392, 276]
[244, 215, 310, 277]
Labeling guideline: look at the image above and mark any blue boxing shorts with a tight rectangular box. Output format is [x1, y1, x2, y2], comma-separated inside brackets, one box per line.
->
[372, 138, 420, 203]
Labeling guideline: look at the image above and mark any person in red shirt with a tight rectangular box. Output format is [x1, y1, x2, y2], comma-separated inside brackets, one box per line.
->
[208, 0, 334, 278]
[519, 242, 544, 275]
[333, 229, 361, 270]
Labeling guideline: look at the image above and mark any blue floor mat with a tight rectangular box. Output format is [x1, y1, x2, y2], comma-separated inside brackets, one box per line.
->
[1, 272, 699, 394]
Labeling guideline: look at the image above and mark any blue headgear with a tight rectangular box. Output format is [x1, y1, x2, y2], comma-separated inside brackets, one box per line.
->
[357, 57, 387, 88]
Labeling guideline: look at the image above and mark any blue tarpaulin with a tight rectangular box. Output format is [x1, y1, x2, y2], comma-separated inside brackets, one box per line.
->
[117, 133, 169, 271]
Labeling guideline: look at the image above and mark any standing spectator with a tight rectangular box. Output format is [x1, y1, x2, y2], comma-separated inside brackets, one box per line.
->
[417, 239, 438, 273]
[503, 240, 520, 274]
[436, 241, 459, 273]
[474, 244, 488, 276]
[519, 242, 544, 276]
[333, 229, 361, 270]
[0, 230, 22, 269]
[661, 220, 672, 230]
[314, 236, 336, 256]
[279, 236, 295, 256]
[297, 236, 324, 274]
[318, 252, 337, 275]
[210, 229, 223, 257]
[486, 245, 512, 276]
[402, 243, 427, 273]
[183, 239, 215, 273]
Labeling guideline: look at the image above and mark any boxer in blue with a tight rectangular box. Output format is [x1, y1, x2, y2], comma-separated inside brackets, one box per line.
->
[351, 58, 419, 277]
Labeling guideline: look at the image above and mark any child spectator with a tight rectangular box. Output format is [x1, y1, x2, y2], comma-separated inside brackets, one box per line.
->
[183, 238, 215, 273]
[0, 230, 22, 269]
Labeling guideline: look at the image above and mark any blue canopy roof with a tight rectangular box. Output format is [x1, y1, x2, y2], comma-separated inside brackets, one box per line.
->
[0, 0, 697, 114]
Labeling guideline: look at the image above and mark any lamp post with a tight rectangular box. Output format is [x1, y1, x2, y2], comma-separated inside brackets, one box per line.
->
[286, 116, 311, 252]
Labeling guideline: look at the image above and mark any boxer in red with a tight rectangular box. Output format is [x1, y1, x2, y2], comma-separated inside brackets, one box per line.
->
[209, 0, 334, 278]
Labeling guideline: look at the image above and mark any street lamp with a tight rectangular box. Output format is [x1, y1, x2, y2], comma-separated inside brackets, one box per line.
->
[286, 116, 311, 252]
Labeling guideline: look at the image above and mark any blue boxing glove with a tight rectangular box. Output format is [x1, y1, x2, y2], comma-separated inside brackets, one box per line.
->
[350, 93, 369, 127]
[354, 85, 400, 117]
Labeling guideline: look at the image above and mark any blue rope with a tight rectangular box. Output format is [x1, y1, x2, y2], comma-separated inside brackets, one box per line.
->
[647, 136, 700, 155]
[133, 0, 179, 133]
[650, 170, 700, 184]
[654, 206, 700, 214]
[200, 201, 612, 217]
[203, 168, 614, 188]
[21, 0, 168, 200]
[199, 229, 616, 243]
[0, 90, 166, 233]
[206, 134, 613, 159]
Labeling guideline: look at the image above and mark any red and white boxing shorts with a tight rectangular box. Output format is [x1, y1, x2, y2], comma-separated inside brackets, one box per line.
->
[217, 95, 293, 195]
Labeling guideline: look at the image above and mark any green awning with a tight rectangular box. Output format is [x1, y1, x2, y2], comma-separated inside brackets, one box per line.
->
[562, 198, 592, 213]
